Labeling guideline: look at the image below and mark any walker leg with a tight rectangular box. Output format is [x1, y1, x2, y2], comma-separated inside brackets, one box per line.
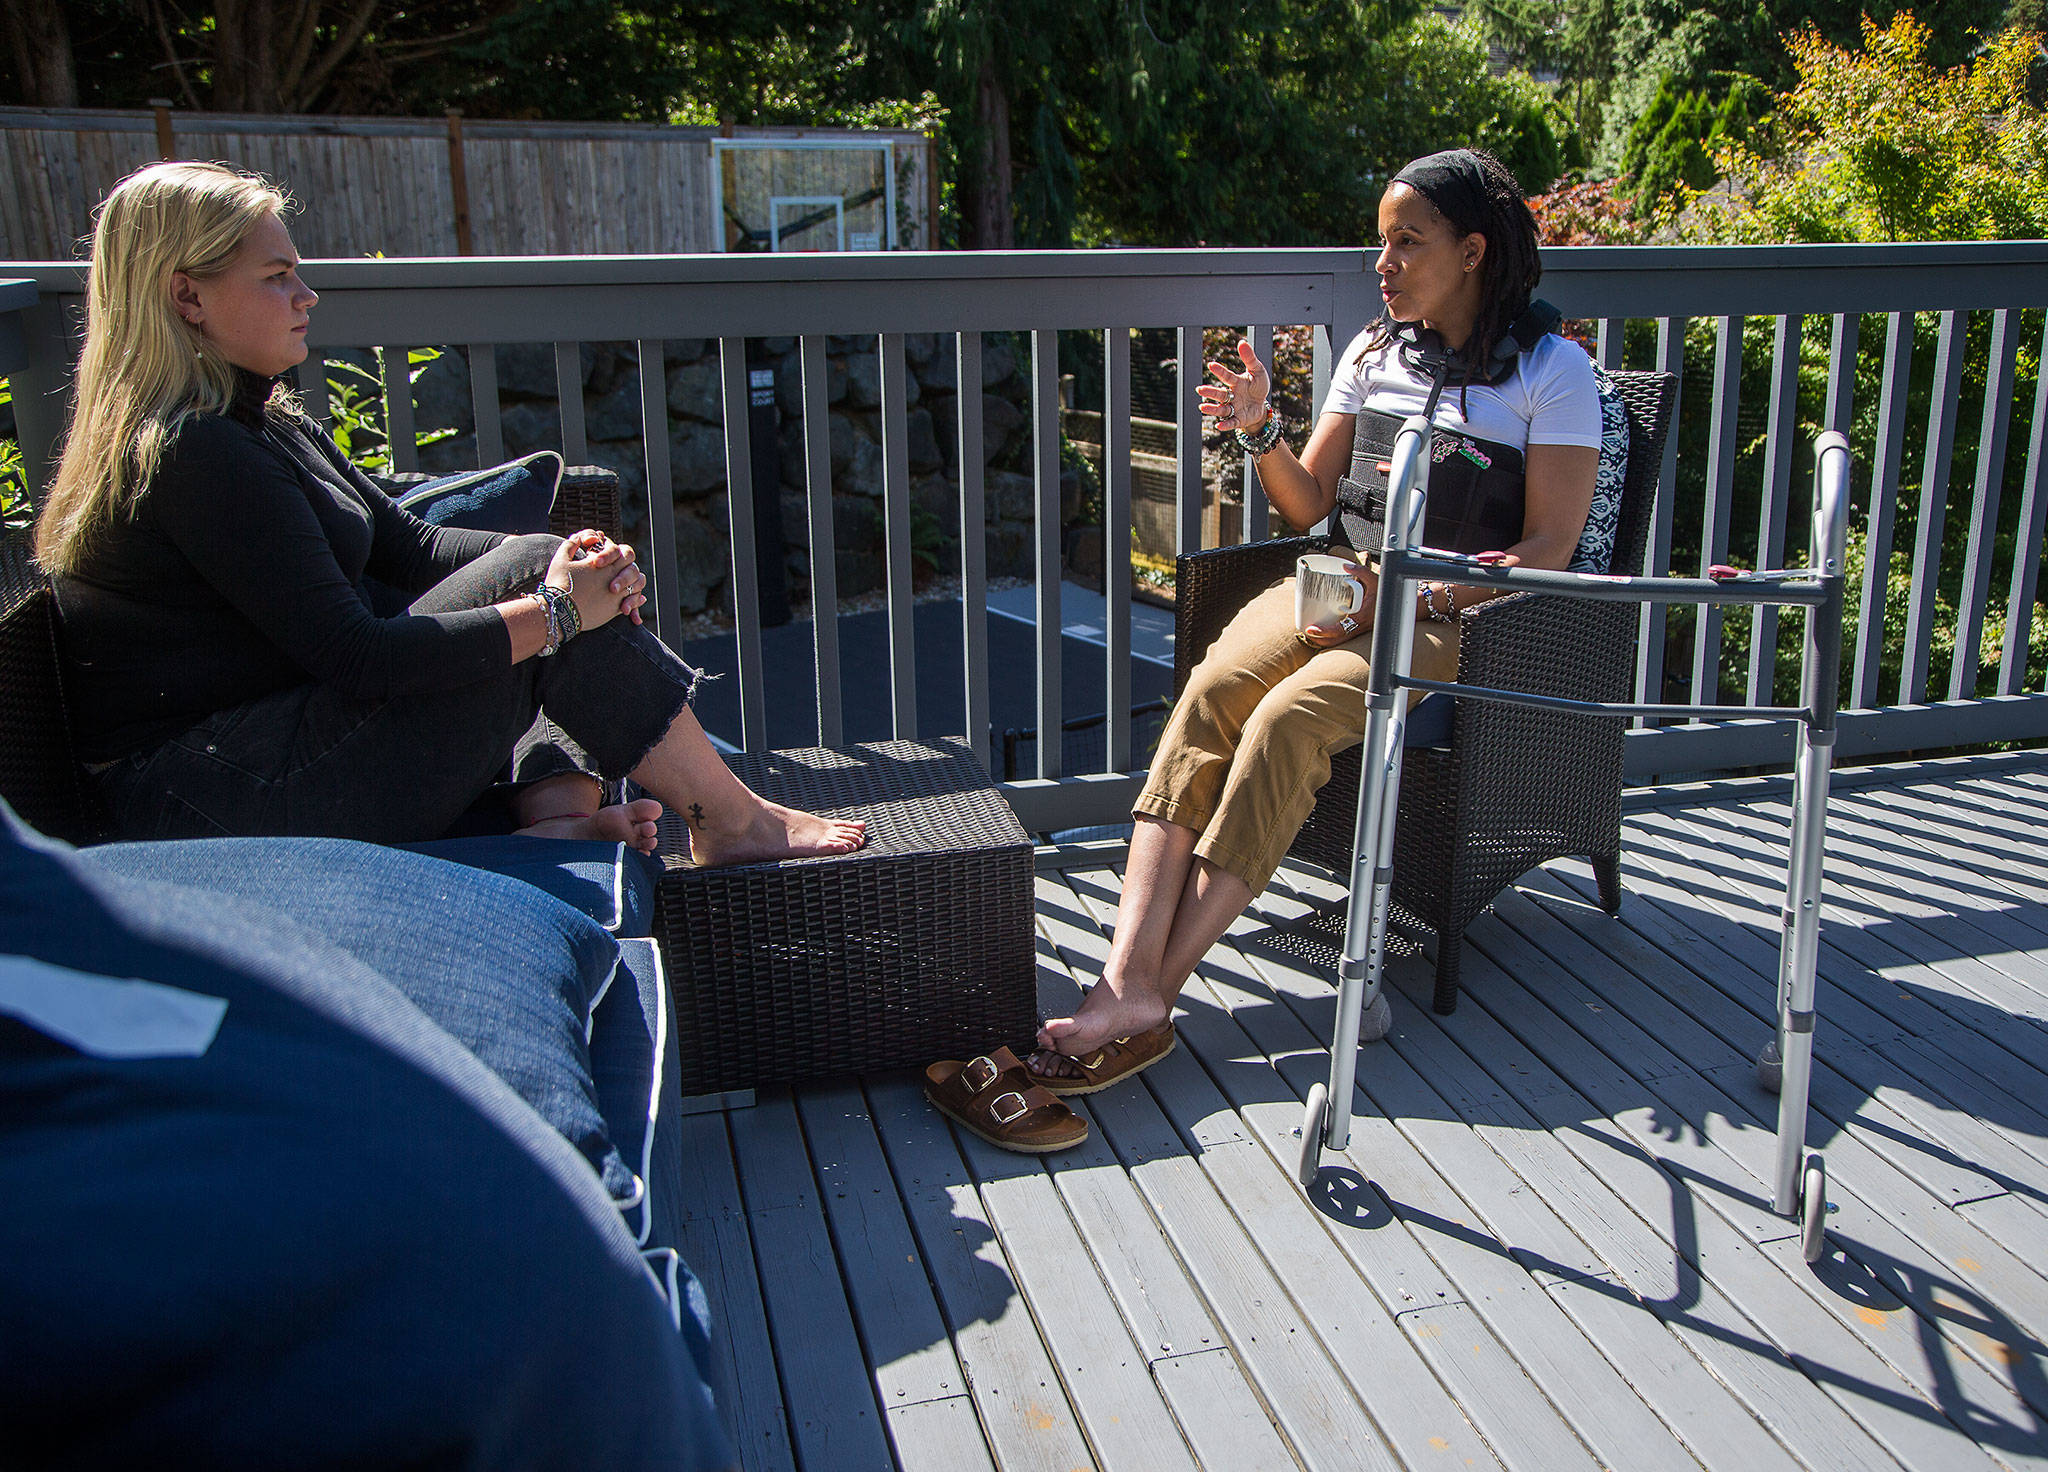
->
[1316, 694, 1408, 1176]
[1771, 726, 1833, 1224]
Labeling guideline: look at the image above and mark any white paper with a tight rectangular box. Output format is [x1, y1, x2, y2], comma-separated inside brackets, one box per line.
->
[0, 955, 228, 1059]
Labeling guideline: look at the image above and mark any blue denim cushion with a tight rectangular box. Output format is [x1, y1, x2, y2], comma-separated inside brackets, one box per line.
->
[80, 833, 638, 1203]
[0, 803, 731, 1470]
[397, 450, 563, 534]
[405, 835, 659, 937]
[1405, 691, 1454, 749]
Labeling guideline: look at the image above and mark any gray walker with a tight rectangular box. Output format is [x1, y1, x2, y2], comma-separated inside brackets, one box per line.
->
[1298, 416, 1852, 1264]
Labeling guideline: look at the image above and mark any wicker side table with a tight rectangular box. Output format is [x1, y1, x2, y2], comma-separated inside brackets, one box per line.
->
[652, 737, 1037, 1095]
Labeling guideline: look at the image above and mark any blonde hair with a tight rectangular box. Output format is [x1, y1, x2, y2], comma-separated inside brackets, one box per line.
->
[34, 161, 294, 573]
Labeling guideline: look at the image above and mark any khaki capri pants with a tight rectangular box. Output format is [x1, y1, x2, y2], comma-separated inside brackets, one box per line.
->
[1135, 562, 1460, 895]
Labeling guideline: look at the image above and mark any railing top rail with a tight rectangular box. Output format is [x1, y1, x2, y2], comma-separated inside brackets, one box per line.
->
[8, 241, 2047, 328]
[15, 237, 2048, 281]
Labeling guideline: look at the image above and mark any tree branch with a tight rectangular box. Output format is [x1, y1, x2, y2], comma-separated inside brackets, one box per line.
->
[148, 0, 204, 110]
[295, 0, 382, 110]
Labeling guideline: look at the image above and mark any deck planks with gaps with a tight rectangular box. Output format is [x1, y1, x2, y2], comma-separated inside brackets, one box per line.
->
[727, 1092, 895, 1471]
[674, 1111, 796, 1472]
[1450, 922, 2006, 1472]
[945, 1116, 1204, 1472]
[1052, 871, 1630, 1472]
[1503, 855, 2048, 1453]
[654, 757, 2048, 1471]
[794, 1083, 995, 1472]
[864, 1075, 1100, 1472]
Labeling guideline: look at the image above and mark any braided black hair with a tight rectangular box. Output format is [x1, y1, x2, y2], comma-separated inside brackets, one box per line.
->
[1359, 148, 1543, 401]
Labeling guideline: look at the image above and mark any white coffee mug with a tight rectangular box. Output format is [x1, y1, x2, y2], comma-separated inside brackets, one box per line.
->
[1294, 553, 1366, 633]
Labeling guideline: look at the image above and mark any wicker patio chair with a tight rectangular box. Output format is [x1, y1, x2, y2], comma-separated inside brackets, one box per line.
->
[1174, 368, 1679, 1016]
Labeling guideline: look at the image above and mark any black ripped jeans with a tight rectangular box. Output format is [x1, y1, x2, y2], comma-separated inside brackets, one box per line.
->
[97, 536, 702, 845]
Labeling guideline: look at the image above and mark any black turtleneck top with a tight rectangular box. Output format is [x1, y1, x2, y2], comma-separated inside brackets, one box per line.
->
[54, 369, 510, 763]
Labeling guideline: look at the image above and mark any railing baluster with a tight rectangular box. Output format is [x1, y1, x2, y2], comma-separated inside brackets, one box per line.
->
[467, 344, 502, 467]
[636, 338, 681, 651]
[297, 360, 332, 434]
[553, 341, 587, 464]
[1635, 317, 1685, 722]
[1311, 324, 1334, 538]
[1854, 313, 1913, 709]
[879, 331, 915, 740]
[1105, 325, 1133, 773]
[719, 337, 764, 750]
[800, 335, 842, 746]
[1952, 309, 2019, 699]
[1175, 326, 1202, 555]
[382, 345, 417, 473]
[1901, 310, 1967, 705]
[2004, 315, 2048, 694]
[1747, 314, 1801, 706]
[956, 332, 990, 770]
[1692, 316, 1742, 705]
[1032, 329, 1064, 779]
[1596, 318, 1624, 370]
[1242, 322, 1273, 542]
[1823, 314, 1857, 435]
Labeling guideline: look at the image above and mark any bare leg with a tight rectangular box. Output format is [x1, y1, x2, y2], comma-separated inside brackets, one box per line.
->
[510, 772, 662, 855]
[630, 704, 865, 866]
[1029, 815, 1253, 1079]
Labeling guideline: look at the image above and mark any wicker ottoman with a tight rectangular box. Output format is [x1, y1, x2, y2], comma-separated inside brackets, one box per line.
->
[651, 737, 1037, 1096]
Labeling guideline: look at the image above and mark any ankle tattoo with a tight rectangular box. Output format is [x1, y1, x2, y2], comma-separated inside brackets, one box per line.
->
[687, 802, 706, 828]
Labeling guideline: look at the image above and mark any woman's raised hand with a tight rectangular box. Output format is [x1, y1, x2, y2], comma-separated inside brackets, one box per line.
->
[547, 530, 647, 632]
[1198, 338, 1273, 434]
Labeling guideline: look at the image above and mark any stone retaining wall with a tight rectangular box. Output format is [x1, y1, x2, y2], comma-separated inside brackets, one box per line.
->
[401, 333, 1074, 619]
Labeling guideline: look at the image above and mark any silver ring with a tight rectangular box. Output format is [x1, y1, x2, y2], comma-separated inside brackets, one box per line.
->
[1340, 615, 1358, 633]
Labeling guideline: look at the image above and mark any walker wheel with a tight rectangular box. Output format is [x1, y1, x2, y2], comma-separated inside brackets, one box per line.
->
[1800, 1157, 1828, 1264]
[1298, 1083, 1330, 1189]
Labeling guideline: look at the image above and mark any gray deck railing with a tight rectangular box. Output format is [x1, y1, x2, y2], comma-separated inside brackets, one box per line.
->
[7, 243, 2048, 832]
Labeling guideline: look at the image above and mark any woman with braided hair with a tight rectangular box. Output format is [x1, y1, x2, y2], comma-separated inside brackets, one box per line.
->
[1029, 148, 1606, 1094]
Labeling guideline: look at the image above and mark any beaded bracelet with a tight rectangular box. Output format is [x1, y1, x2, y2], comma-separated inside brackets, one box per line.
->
[1421, 584, 1456, 623]
[1233, 409, 1282, 457]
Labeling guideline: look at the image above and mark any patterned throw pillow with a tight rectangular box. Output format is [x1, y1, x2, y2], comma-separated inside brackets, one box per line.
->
[395, 450, 564, 534]
[1566, 365, 1631, 574]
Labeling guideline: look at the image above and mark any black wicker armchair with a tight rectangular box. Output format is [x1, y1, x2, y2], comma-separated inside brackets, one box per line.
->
[1174, 368, 1679, 1016]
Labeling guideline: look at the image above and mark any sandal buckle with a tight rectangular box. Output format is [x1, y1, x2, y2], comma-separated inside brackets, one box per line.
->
[990, 1091, 1031, 1126]
[963, 1055, 1002, 1092]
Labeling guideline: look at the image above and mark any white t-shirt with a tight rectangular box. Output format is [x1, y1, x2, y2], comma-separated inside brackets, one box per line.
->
[1320, 328, 1602, 451]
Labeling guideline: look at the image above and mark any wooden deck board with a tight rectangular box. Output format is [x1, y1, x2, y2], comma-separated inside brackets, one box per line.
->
[672, 756, 2048, 1471]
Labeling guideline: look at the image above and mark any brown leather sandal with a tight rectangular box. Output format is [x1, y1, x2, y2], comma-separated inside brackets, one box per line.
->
[924, 1047, 1089, 1154]
[1036, 1022, 1177, 1096]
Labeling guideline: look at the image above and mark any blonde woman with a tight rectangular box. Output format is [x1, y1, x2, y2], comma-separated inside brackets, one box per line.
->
[39, 160, 863, 862]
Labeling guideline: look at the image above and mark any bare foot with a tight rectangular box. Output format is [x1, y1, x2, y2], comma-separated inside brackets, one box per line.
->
[516, 798, 663, 855]
[1027, 983, 1170, 1081]
[686, 799, 866, 867]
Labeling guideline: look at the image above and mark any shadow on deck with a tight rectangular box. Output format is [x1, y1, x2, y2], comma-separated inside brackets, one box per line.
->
[680, 750, 2048, 1472]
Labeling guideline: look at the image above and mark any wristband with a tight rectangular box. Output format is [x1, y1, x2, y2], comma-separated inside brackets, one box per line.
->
[532, 584, 580, 656]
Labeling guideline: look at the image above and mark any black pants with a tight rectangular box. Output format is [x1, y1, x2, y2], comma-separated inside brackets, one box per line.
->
[99, 536, 702, 845]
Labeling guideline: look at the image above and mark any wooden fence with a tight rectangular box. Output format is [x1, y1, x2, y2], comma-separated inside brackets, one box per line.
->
[0, 107, 932, 260]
